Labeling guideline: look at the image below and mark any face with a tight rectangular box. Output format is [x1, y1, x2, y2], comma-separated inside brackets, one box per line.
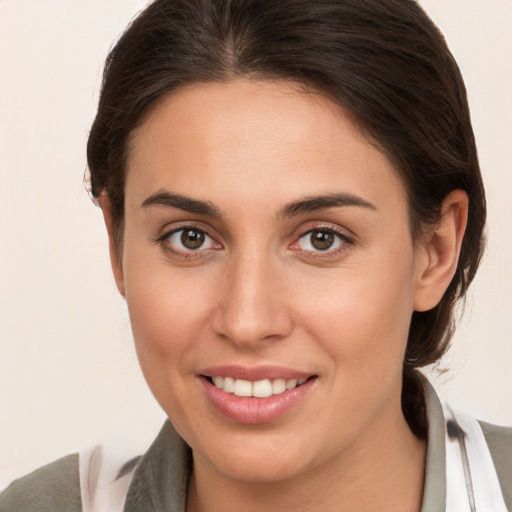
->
[117, 79, 428, 483]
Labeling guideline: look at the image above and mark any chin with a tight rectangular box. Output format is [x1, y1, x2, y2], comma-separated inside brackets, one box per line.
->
[192, 427, 322, 484]
[212, 451, 309, 484]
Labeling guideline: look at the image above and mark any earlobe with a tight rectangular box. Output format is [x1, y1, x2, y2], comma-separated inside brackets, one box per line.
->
[413, 189, 468, 312]
[98, 194, 126, 297]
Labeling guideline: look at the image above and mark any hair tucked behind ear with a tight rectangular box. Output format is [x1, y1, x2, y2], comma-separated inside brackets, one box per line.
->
[87, 0, 486, 438]
[402, 367, 428, 439]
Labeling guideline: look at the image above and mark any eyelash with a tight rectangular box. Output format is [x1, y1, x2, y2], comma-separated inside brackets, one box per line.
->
[155, 224, 221, 260]
[154, 223, 354, 260]
[292, 225, 354, 258]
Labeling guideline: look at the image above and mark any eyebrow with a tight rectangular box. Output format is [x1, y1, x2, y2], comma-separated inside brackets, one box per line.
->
[141, 191, 221, 217]
[278, 192, 377, 219]
[141, 190, 377, 219]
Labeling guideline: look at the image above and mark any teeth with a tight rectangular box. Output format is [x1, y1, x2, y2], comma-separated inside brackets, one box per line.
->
[233, 379, 253, 397]
[272, 378, 286, 394]
[210, 376, 309, 397]
[286, 379, 298, 390]
[223, 376, 235, 393]
[253, 379, 273, 398]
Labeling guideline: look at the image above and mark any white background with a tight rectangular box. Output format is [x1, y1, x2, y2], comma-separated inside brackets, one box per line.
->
[0, 0, 511, 486]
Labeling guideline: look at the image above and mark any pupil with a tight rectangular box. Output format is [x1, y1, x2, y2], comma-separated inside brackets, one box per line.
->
[311, 231, 334, 250]
[181, 229, 205, 249]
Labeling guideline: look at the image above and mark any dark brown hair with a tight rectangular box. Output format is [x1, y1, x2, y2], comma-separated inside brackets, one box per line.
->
[87, 0, 486, 437]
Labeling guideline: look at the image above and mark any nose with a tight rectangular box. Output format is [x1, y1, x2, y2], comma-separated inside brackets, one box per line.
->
[212, 252, 293, 348]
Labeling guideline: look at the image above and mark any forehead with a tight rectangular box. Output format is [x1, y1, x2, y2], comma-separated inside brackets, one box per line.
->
[125, 79, 407, 216]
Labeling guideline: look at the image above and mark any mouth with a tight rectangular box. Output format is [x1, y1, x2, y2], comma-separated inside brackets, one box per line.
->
[203, 375, 314, 398]
[198, 368, 318, 424]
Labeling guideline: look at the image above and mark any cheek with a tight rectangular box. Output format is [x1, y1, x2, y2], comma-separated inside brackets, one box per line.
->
[121, 250, 217, 396]
[123, 269, 219, 435]
[297, 253, 416, 380]
[127, 272, 212, 351]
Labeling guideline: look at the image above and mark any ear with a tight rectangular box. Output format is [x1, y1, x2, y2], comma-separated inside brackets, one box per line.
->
[98, 195, 126, 297]
[413, 189, 468, 312]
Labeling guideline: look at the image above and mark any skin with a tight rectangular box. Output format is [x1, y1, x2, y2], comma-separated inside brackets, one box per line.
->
[100, 79, 468, 512]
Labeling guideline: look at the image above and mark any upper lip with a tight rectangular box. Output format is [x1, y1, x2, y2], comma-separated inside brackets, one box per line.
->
[199, 365, 315, 381]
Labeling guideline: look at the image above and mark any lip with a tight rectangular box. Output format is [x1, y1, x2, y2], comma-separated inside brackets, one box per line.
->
[200, 365, 312, 381]
[198, 365, 317, 424]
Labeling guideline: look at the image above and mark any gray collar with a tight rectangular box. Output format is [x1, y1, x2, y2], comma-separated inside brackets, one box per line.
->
[420, 377, 446, 512]
[124, 421, 191, 511]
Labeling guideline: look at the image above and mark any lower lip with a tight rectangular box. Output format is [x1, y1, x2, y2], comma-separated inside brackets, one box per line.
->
[200, 377, 316, 424]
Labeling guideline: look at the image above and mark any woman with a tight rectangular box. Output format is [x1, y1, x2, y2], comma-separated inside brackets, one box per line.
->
[1, 0, 510, 510]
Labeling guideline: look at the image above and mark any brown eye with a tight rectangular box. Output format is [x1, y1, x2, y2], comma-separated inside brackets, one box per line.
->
[181, 229, 205, 249]
[310, 231, 335, 250]
[296, 229, 345, 252]
[164, 228, 218, 252]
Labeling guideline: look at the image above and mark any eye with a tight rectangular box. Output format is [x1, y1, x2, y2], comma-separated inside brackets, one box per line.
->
[296, 229, 346, 252]
[165, 227, 218, 252]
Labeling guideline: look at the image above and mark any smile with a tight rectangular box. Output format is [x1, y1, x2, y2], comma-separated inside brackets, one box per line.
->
[209, 376, 309, 397]
[200, 369, 317, 424]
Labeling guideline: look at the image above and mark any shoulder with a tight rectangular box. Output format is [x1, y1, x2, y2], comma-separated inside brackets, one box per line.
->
[0, 453, 82, 512]
[480, 420, 512, 510]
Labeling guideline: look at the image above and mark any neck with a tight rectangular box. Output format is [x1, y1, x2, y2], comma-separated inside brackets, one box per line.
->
[186, 408, 427, 512]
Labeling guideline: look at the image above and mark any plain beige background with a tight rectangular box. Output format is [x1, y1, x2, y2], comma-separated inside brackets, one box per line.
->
[1, 0, 511, 486]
